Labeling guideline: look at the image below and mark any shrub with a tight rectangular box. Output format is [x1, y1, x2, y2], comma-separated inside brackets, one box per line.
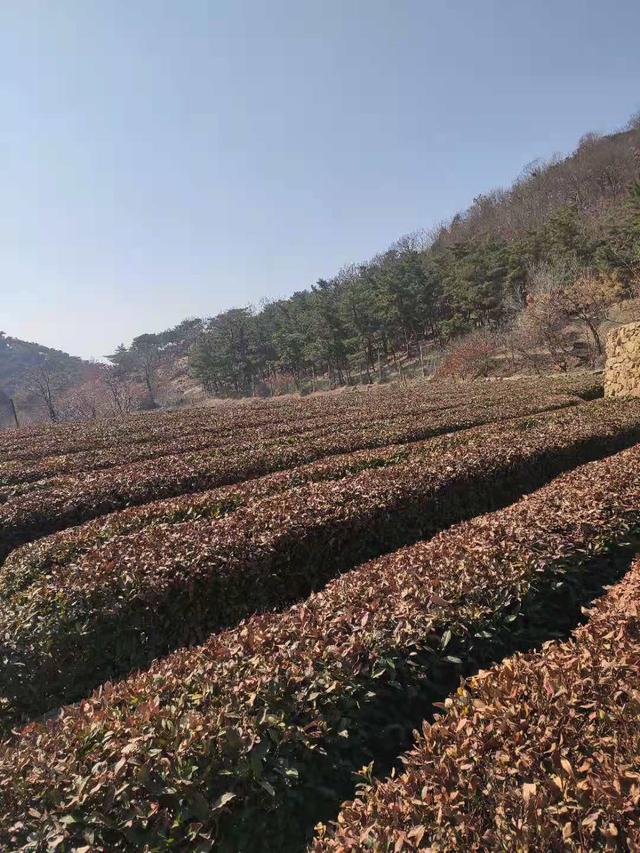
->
[1, 443, 639, 850]
[3, 400, 640, 727]
[0, 375, 591, 558]
[434, 330, 501, 379]
[314, 555, 640, 851]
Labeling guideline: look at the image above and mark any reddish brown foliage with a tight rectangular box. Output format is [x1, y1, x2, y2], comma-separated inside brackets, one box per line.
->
[435, 331, 500, 379]
[0, 375, 595, 557]
[2, 399, 639, 726]
[314, 557, 640, 852]
[0, 443, 639, 850]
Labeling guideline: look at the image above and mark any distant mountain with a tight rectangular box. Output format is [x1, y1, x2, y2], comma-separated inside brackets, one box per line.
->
[0, 332, 90, 426]
[0, 332, 85, 395]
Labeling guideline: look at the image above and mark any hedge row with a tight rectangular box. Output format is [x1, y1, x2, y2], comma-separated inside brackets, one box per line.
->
[0, 372, 601, 466]
[1, 443, 639, 851]
[314, 555, 640, 852]
[2, 402, 637, 728]
[0, 387, 471, 488]
[0, 410, 337, 489]
[0, 395, 268, 464]
[0, 376, 497, 467]
[0, 375, 365, 462]
[2, 398, 606, 598]
[0, 382, 588, 558]
[0, 375, 581, 493]
[0, 440, 417, 597]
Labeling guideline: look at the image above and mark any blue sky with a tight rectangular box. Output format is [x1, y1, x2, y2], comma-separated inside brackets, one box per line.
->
[1, 0, 639, 360]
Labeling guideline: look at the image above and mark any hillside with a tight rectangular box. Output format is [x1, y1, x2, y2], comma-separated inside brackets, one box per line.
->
[3, 117, 640, 427]
[0, 333, 89, 426]
[4, 5, 640, 848]
[0, 333, 84, 394]
[110, 117, 640, 400]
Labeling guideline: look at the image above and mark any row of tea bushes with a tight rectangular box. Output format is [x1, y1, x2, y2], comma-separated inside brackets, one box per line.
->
[1, 443, 638, 851]
[4, 398, 614, 599]
[0, 372, 601, 465]
[0, 381, 591, 557]
[314, 554, 640, 852]
[1, 402, 637, 728]
[0, 386, 480, 488]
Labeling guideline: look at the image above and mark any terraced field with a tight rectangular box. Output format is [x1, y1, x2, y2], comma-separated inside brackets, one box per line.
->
[1, 373, 638, 851]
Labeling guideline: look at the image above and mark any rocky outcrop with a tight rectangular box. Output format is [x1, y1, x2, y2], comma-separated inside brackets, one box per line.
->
[605, 322, 640, 397]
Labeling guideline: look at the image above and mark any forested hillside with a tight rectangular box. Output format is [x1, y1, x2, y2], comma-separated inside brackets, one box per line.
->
[117, 117, 639, 398]
[0, 333, 85, 395]
[0, 333, 87, 426]
[4, 116, 640, 425]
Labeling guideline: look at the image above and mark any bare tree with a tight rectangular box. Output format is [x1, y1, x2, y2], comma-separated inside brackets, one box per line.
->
[47, 363, 146, 421]
[511, 266, 573, 372]
[109, 336, 162, 408]
[435, 329, 501, 380]
[24, 360, 65, 421]
[625, 109, 640, 131]
[102, 365, 142, 414]
[561, 270, 623, 360]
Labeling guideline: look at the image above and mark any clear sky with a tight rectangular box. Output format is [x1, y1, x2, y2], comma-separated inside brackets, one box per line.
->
[1, 0, 639, 360]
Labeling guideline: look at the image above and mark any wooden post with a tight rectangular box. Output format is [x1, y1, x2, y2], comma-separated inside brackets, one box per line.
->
[419, 340, 426, 377]
[9, 397, 19, 428]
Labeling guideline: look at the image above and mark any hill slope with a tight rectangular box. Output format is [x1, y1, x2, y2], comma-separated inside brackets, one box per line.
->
[0, 333, 85, 395]
[4, 116, 640, 422]
[0, 333, 88, 426]
[111, 117, 640, 399]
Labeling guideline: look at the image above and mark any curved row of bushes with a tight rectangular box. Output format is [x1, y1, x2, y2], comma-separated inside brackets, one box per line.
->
[0, 394, 268, 464]
[2, 402, 637, 728]
[0, 410, 337, 489]
[0, 372, 601, 466]
[1, 442, 639, 851]
[0, 382, 591, 558]
[0, 372, 384, 462]
[0, 440, 418, 597]
[4, 397, 611, 599]
[0, 403, 617, 726]
[314, 554, 640, 852]
[0, 386, 472, 488]
[0, 375, 499, 467]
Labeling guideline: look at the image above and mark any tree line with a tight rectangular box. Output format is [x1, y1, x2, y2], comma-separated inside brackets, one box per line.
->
[4, 118, 639, 424]
[182, 121, 640, 396]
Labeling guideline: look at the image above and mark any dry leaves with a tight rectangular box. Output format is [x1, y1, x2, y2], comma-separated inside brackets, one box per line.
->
[314, 555, 640, 852]
[0, 437, 639, 849]
[2, 397, 639, 729]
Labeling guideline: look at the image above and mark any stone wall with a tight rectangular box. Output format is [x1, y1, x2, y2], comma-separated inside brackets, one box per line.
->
[605, 322, 640, 398]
